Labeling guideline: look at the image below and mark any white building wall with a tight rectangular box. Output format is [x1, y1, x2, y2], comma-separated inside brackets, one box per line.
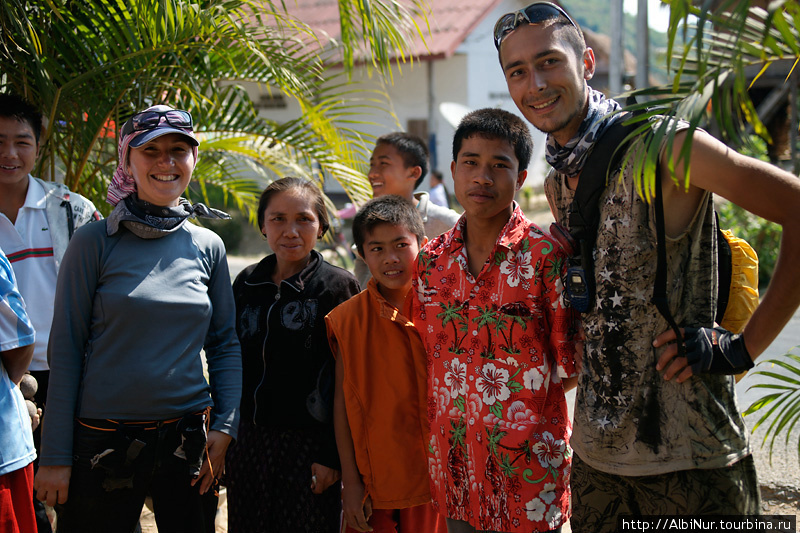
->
[237, 0, 551, 198]
[457, 0, 551, 187]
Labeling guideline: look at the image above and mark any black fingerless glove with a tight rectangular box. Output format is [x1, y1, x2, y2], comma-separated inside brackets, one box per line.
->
[684, 326, 754, 375]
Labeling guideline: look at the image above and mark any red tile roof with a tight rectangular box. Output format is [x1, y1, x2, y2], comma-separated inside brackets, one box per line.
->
[278, 0, 505, 60]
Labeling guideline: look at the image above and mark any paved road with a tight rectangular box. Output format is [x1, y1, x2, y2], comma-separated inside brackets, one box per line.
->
[738, 311, 800, 494]
[227, 255, 260, 280]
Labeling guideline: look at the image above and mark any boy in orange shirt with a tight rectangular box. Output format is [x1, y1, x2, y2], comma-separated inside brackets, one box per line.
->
[326, 195, 446, 533]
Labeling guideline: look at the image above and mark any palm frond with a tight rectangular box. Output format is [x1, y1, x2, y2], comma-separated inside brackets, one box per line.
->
[743, 349, 800, 462]
[625, 0, 800, 189]
[1, 0, 424, 215]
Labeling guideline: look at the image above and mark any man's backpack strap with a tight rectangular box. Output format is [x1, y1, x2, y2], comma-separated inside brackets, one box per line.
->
[568, 114, 639, 240]
[567, 114, 639, 312]
[715, 211, 732, 321]
[651, 169, 687, 359]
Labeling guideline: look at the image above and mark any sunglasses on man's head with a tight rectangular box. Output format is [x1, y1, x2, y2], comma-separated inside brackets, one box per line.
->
[121, 109, 193, 137]
[493, 2, 578, 49]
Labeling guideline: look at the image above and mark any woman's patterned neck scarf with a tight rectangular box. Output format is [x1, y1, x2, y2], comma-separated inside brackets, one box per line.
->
[545, 87, 623, 177]
[107, 193, 230, 239]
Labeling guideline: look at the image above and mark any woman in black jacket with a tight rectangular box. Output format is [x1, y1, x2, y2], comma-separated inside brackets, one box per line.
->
[226, 177, 360, 533]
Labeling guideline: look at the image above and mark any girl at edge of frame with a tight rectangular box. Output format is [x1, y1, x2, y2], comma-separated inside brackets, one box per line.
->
[34, 105, 242, 533]
[225, 177, 361, 533]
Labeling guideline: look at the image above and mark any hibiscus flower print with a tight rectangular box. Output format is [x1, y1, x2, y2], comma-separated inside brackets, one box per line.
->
[525, 497, 545, 522]
[476, 362, 511, 406]
[539, 483, 556, 504]
[523, 368, 544, 392]
[500, 249, 534, 288]
[445, 358, 468, 398]
[519, 335, 534, 348]
[545, 506, 563, 529]
[532, 431, 566, 469]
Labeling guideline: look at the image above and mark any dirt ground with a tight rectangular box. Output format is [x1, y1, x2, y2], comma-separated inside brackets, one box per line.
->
[135, 485, 797, 533]
[138, 489, 227, 532]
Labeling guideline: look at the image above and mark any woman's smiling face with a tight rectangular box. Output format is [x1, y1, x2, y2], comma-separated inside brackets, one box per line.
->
[127, 133, 195, 206]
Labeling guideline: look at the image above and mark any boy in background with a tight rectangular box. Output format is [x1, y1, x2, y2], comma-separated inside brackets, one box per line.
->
[410, 108, 579, 533]
[326, 195, 445, 533]
[354, 133, 459, 286]
[428, 170, 452, 209]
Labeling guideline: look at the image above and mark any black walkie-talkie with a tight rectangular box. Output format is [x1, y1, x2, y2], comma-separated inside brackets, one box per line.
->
[549, 222, 592, 312]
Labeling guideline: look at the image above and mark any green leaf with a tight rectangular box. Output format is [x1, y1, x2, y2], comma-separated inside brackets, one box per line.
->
[490, 402, 503, 420]
[627, 0, 800, 193]
[454, 395, 466, 413]
[743, 347, 800, 463]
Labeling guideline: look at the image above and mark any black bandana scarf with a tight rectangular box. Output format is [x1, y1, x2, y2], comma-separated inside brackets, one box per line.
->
[107, 194, 230, 239]
[545, 87, 623, 177]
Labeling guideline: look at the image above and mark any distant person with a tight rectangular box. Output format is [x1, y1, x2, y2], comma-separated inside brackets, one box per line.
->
[225, 177, 360, 533]
[34, 105, 241, 532]
[428, 170, 451, 208]
[0, 246, 37, 533]
[354, 132, 460, 286]
[495, 1, 800, 530]
[326, 195, 446, 533]
[410, 108, 579, 533]
[0, 93, 100, 533]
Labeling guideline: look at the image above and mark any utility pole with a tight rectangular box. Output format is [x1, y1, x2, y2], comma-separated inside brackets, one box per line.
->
[636, 0, 649, 90]
[610, 0, 624, 95]
[427, 61, 438, 172]
[791, 68, 798, 175]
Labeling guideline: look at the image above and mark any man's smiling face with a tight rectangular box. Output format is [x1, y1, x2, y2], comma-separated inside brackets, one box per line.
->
[0, 116, 38, 190]
[500, 22, 594, 146]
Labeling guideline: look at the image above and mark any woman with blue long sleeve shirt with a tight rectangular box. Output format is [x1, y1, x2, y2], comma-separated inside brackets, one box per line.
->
[34, 105, 241, 533]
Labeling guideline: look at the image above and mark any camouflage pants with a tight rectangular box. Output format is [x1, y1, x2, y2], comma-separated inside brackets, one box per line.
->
[570, 453, 760, 533]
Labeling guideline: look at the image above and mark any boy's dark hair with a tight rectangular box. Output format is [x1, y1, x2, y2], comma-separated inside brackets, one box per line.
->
[352, 195, 425, 257]
[257, 177, 330, 237]
[375, 132, 429, 190]
[0, 93, 43, 143]
[452, 108, 533, 171]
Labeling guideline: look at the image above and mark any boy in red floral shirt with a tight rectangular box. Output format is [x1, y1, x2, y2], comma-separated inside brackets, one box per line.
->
[410, 108, 579, 533]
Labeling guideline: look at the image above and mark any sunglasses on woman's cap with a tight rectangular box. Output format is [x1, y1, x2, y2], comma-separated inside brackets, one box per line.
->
[121, 108, 199, 147]
[493, 2, 578, 49]
[121, 109, 193, 136]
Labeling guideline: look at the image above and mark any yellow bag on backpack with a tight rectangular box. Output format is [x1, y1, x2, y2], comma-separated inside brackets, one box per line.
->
[718, 229, 759, 335]
[717, 229, 759, 383]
